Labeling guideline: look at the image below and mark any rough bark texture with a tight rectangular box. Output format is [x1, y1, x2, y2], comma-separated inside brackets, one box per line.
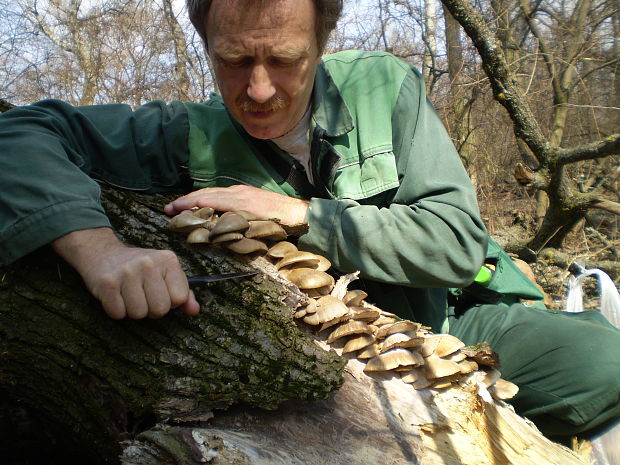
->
[0, 187, 345, 463]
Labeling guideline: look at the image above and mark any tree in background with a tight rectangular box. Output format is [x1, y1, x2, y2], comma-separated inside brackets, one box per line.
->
[1, 0, 618, 270]
[0, 0, 213, 105]
[439, 0, 618, 268]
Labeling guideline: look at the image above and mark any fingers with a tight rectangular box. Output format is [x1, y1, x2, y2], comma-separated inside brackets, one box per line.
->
[53, 228, 200, 320]
[164, 185, 309, 225]
[164, 187, 224, 215]
[179, 291, 201, 316]
[165, 185, 264, 215]
[87, 248, 199, 320]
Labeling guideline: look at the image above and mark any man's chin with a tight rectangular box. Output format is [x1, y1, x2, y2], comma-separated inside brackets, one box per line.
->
[242, 122, 287, 140]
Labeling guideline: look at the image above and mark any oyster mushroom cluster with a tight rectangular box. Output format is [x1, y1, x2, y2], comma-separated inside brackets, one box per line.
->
[168, 208, 287, 254]
[168, 208, 518, 400]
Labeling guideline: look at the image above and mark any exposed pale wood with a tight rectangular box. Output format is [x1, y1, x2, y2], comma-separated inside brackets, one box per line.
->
[121, 357, 587, 465]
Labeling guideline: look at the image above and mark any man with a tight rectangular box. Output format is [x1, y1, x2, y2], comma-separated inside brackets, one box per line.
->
[0, 0, 618, 441]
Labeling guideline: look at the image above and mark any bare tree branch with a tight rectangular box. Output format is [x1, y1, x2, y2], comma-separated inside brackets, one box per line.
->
[556, 134, 620, 163]
[440, 0, 552, 161]
[588, 198, 620, 216]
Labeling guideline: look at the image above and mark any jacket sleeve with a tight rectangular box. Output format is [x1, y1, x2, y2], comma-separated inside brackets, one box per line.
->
[0, 99, 191, 264]
[299, 68, 488, 288]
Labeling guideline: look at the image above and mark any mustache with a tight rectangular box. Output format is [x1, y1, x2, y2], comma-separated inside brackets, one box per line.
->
[236, 94, 288, 112]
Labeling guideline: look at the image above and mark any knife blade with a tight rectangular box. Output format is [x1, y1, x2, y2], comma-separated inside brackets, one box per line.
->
[187, 270, 259, 287]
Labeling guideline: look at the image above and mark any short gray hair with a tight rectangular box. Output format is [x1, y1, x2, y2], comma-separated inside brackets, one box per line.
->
[187, 0, 343, 52]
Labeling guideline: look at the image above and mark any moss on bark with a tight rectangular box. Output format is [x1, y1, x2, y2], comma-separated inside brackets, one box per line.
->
[0, 187, 345, 464]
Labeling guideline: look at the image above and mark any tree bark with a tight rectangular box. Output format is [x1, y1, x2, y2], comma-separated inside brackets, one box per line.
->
[0, 187, 345, 463]
[0, 186, 593, 465]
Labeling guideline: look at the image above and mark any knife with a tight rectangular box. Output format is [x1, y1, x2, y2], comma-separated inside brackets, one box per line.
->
[187, 270, 259, 287]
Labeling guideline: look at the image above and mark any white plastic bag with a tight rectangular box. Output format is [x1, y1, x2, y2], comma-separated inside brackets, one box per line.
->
[566, 264, 620, 328]
[590, 420, 620, 465]
[566, 264, 620, 465]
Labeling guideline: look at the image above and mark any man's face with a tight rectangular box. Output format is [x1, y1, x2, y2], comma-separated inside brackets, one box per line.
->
[206, 0, 320, 139]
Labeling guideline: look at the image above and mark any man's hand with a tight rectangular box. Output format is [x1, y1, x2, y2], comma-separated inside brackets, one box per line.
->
[164, 185, 309, 226]
[52, 228, 200, 319]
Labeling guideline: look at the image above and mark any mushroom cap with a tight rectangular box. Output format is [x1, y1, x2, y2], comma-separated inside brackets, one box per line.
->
[327, 320, 374, 344]
[305, 285, 334, 298]
[193, 207, 215, 219]
[349, 306, 381, 321]
[286, 268, 334, 290]
[318, 313, 352, 332]
[380, 333, 424, 352]
[489, 378, 519, 400]
[364, 348, 424, 372]
[400, 367, 426, 384]
[342, 334, 375, 354]
[443, 351, 467, 362]
[295, 301, 320, 319]
[267, 241, 298, 258]
[277, 251, 321, 270]
[211, 232, 245, 244]
[375, 321, 421, 339]
[424, 355, 462, 379]
[457, 359, 478, 374]
[186, 228, 210, 243]
[302, 295, 348, 325]
[314, 255, 332, 272]
[430, 373, 462, 389]
[245, 220, 287, 241]
[357, 343, 381, 359]
[302, 298, 319, 315]
[234, 210, 261, 221]
[433, 334, 465, 358]
[209, 212, 250, 237]
[225, 237, 268, 254]
[371, 316, 397, 326]
[302, 312, 321, 325]
[418, 335, 442, 357]
[294, 308, 307, 319]
[203, 220, 218, 230]
[168, 210, 207, 232]
[343, 290, 368, 307]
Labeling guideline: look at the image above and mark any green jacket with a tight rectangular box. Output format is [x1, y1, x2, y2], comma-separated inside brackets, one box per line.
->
[0, 50, 489, 331]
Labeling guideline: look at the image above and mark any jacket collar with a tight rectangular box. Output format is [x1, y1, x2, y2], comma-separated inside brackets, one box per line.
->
[311, 61, 354, 137]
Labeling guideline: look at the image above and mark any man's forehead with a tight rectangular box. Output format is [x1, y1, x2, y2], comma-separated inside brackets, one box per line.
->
[213, 41, 312, 58]
[207, 0, 316, 37]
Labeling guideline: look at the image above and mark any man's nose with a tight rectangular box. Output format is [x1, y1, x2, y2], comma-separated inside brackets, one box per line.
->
[247, 65, 276, 103]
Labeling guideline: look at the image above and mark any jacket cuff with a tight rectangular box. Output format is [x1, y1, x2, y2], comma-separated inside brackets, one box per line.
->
[0, 200, 111, 264]
[298, 197, 345, 256]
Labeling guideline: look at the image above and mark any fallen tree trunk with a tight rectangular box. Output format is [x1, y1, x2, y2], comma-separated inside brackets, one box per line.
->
[0, 187, 345, 463]
[0, 187, 587, 464]
[118, 357, 588, 465]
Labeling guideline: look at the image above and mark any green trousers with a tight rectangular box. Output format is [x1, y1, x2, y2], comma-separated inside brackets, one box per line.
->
[448, 304, 620, 437]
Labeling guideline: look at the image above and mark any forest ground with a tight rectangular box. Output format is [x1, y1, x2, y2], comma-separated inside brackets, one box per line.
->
[479, 183, 619, 310]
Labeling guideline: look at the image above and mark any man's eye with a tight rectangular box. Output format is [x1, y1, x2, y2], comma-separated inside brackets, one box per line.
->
[220, 57, 251, 68]
[270, 57, 300, 67]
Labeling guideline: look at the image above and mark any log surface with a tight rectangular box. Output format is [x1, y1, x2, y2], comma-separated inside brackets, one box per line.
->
[0, 187, 588, 465]
[121, 356, 588, 465]
[0, 188, 345, 463]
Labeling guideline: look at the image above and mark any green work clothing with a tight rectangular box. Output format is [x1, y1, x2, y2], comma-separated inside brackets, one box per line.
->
[449, 304, 620, 436]
[0, 51, 488, 333]
[0, 50, 618, 437]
